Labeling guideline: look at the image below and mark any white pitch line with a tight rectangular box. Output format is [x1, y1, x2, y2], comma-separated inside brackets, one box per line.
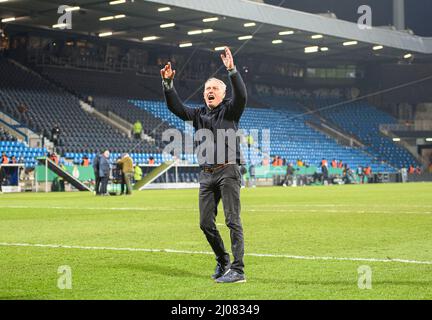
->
[1, 242, 431, 265]
[0, 206, 430, 215]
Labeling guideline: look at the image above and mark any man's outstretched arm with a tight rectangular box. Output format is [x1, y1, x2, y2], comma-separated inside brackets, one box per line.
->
[161, 62, 197, 122]
[221, 47, 247, 121]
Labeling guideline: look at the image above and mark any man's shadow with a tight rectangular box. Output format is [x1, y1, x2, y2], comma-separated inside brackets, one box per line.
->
[118, 262, 208, 280]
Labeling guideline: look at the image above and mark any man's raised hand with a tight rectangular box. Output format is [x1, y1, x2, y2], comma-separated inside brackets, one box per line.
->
[160, 62, 176, 80]
[220, 46, 235, 71]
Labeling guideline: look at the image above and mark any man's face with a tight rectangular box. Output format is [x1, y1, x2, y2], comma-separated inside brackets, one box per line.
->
[204, 79, 226, 109]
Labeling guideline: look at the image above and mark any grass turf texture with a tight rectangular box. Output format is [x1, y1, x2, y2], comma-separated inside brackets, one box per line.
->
[0, 183, 431, 300]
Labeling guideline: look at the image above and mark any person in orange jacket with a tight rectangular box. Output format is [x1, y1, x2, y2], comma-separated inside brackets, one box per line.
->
[1, 152, 9, 164]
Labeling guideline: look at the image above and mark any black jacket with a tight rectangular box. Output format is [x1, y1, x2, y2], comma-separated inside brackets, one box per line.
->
[163, 70, 247, 167]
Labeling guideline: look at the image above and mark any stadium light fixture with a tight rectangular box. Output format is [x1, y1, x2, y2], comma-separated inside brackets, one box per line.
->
[244, 22, 256, 27]
[188, 29, 213, 35]
[203, 17, 219, 23]
[188, 30, 202, 35]
[311, 34, 323, 39]
[404, 53, 413, 59]
[160, 23, 175, 28]
[158, 7, 171, 12]
[279, 30, 294, 36]
[100, 15, 125, 21]
[343, 41, 358, 46]
[425, 138, 432, 142]
[304, 46, 319, 53]
[65, 6, 80, 12]
[1, 17, 15, 23]
[272, 39, 283, 44]
[100, 16, 114, 21]
[238, 35, 253, 41]
[142, 36, 158, 41]
[392, 138, 401, 142]
[0, 0, 10, 3]
[109, 0, 126, 5]
[320, 47, 329, 52]
[99, 32, 113, 37]
[179, 43, 192, 48]
[214, 46, 225, 51]
[373, 45, 384, 51]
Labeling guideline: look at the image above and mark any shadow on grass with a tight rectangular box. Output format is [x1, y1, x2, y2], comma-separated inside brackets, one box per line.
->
[117, 262, 209, 280]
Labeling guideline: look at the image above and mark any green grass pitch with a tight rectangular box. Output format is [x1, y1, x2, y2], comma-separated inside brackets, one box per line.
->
[0, 183, 431, 300]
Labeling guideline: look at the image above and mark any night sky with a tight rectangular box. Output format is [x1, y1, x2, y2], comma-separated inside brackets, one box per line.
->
[264, 0, 432, 36]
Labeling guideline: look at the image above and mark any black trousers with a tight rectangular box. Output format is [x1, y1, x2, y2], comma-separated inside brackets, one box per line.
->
[199, 164, 244, 274]
[100, 176, 109, 194]
[95, 176, 101, 194]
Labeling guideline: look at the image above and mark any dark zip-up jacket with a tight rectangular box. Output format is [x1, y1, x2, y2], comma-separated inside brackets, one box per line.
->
[163, 69, 247, 167]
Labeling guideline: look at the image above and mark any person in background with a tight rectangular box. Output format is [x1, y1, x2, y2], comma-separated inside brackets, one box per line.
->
[322, 161, 329, 185]
[81, 155, 90, 167]
[148, 156, 155, 165]
[246, 135, 254, 148]
[321, 158, 328, 167]
[428, 163, 432, 174]
[58, 160, 67, 192]
[2, 152, 9, 164]
[331, 159, 337, 168]
[248, 164, 256, 188]
[93, 152, 101, 195]
[408, 165, 415, 174]
[262, 157, 269, 166]
[276, 156, 283, 166]
[357, 165, 364, 184]
[117, 153, 134, 195]
[50, 152, 59, 165]
[0, 152, 8, 192]
[134, 165, 143, 183]
[99, 150, 111, 196]
[283, 163, 295, 187]
[338, 160, 344, 169]
[364, 165, 372, 183]
[296, 158, 301, 167]
[10, 156, 17, 164]
[133, 120, 143, 140]
[51, 124, 61, 148]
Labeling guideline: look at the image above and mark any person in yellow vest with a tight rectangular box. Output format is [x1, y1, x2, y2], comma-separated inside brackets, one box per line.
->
[246, 135, 254, 148]
[117, 153, 134, 195]
[134, 165, 142, 183]
[133, 120, 143, 140]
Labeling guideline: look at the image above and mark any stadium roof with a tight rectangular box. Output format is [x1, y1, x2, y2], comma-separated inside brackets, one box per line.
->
[1, 0, 432, 63]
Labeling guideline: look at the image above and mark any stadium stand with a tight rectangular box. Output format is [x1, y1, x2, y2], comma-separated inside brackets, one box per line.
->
[0, 140, 46, 167]
[1, 56, 418, 173]
[0, 58, 160, 165]
[0, 128, 17, 142]
[310, 99, 421, 169]
[130, 98, 395, 172]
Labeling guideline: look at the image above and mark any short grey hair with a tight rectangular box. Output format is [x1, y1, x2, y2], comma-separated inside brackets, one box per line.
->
[205, 78, 227, 93]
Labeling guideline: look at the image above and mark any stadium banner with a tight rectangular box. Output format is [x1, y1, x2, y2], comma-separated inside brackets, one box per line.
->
[35, 165, 95, 182]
